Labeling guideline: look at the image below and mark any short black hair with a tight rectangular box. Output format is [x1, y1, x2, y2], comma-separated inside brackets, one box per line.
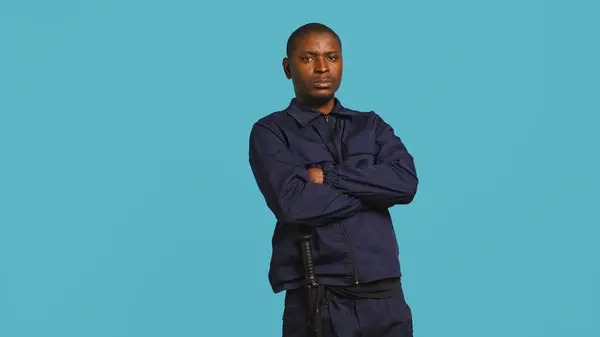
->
[286, 22, 342, 57]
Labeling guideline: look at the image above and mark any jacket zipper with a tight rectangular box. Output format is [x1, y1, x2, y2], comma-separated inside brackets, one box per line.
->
[325, 114, 359, 284]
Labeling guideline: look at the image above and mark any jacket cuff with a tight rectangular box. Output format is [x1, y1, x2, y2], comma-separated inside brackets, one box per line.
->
[321, 162, 338, 187]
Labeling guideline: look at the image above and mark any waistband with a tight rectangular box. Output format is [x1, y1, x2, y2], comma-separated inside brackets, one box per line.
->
[305, 277, 400, 337]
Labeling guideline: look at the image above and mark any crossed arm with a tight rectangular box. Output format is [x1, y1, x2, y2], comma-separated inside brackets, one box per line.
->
[249, 123, 365, 227]
[248, 115, 418, 227]
[313, 114, 419, 207]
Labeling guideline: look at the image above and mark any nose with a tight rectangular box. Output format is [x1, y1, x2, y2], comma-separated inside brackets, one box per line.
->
[314, 57, 329, 73]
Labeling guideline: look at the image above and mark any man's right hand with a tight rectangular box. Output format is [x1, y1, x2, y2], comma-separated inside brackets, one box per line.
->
[307, 168, 324, 184]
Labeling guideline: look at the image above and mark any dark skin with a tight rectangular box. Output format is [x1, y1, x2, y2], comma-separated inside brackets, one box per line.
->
[282, 31, 343, 185]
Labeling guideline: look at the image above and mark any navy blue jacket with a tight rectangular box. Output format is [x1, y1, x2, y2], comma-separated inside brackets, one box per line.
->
[249, 98, 418, 293]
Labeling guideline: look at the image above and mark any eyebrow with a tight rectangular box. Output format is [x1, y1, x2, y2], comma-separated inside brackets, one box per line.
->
[300, 50, 339, 55]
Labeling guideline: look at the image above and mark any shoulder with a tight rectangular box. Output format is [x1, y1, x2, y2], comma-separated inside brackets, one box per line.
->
[249, 109, 291, 143]
[253, 109, 288, 127]
[342, 106, 384, 128]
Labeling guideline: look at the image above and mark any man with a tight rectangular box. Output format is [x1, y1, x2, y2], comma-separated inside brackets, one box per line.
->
[248, 22, 419, 337]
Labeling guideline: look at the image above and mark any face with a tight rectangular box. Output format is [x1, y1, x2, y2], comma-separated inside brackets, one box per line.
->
[283, 31, 343, 105]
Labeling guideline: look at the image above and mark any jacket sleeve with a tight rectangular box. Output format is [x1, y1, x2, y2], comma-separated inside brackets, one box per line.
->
[322, 113, 418, 206]
[249, 123, 365, 226]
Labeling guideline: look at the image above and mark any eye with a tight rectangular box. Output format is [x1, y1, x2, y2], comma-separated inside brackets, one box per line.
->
[303, 55, 315, 62]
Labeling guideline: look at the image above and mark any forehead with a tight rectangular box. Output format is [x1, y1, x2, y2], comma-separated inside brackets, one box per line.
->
[294, 31, 341, 53]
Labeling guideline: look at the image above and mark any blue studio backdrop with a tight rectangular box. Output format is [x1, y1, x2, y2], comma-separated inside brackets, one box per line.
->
[1, 1, 598, 336]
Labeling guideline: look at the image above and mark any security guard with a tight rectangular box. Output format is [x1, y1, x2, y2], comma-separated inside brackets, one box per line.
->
[249, 22, 419, 337]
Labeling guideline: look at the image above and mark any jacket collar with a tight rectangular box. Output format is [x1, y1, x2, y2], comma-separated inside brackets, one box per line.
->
[286, 97, 356, 127]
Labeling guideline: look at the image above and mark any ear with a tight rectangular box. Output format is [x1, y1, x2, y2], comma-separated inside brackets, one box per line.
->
[282, 57, 292, 79]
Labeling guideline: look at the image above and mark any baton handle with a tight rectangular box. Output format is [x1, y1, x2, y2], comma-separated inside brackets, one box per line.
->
[299, 233, 318, 288]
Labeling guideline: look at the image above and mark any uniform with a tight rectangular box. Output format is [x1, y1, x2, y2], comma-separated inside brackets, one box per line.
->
[249, 98, 418, 336]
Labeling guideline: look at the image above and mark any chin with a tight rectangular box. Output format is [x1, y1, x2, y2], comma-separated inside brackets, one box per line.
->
[308, 90, 335, 101]
[303, 95, 333, 107]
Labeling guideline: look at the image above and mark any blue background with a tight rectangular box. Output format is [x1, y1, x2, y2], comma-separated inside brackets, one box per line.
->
[1, 0, 598, 336]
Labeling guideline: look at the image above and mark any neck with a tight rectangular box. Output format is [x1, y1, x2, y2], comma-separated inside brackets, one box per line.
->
[296, 95, 336, 114]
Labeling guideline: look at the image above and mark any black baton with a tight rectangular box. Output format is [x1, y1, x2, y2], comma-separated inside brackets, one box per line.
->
[297, 226, 322, 337]
[298, 231, 318, 288]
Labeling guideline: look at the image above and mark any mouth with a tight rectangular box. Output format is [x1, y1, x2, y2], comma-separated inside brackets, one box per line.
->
[312, 78, 334, 88]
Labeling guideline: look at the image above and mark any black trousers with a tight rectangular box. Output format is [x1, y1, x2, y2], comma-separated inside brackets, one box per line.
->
[282, 281, 413, 337]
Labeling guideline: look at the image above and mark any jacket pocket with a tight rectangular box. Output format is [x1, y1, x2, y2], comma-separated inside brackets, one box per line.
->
[343, 136, 377, 168]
